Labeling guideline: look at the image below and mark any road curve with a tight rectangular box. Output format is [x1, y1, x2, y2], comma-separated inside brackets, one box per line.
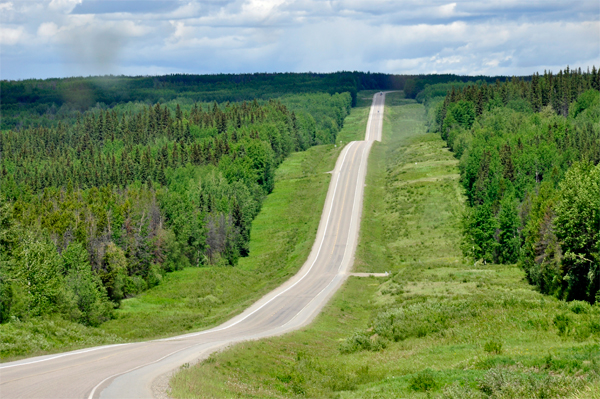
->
[0, 92, 389, 399]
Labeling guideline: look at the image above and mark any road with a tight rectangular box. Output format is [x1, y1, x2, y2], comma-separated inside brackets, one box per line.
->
[0, 92, 389, 399]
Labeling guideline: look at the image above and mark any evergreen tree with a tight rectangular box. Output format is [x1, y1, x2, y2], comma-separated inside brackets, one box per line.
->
[497, 195, 520, 263]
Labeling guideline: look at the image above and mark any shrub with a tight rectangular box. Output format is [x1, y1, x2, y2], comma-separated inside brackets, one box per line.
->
[569, 300, 590, 314]
[409, 369, 439, 392]
[371, 300, 478, 342]
[484, 339, 503, 354]
[339, 331, 387, 354]
[442, 366, 588, 399]
[553, 313, 571, 337]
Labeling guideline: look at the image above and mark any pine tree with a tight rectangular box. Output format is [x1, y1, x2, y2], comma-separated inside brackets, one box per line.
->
[530, 73, 542, 112]
[184, 124, 192, 143]
[156, 165, 167, 186]
[500, 143, 515, 181]
[497, 195, 520, 263]
[476, 90, 484, 116]
[592, 66, 600, 91]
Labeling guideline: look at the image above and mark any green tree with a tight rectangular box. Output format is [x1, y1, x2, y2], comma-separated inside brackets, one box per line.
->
[98, 242, 128, 303]
[11, 232, 64, 317]
[448, 100, 476, 129]
[569, 89, 600, 119]
[554, 162, 600, 303]
[463, 203, 498, 263]
[497, 194, 520, 264]
[0, 202, 18, 323]
[62, 242, 112, 326]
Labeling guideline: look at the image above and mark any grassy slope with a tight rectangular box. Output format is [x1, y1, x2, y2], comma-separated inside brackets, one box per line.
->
[0, 94, 373, 361]
[169, 92, 600, 398]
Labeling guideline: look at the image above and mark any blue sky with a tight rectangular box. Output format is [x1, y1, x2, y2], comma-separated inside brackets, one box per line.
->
[1, 0, 599, 80]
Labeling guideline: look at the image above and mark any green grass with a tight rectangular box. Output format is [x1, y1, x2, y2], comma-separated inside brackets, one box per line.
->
[336, 95, 372, 143]
[169, 92, 600, 399]
[0, 94, 373, 361]
[0, 317, 122, 361]
[355, 93, 463, 273]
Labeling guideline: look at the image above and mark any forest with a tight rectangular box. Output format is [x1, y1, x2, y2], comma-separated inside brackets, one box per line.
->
[429, 66, 600, 304]
[0, 89, 351, 326]
[0, 71, 505, 130]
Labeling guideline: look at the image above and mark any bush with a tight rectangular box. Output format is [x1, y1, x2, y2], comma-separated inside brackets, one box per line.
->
[409, 369, 439, 392]
[339, 331, 387, 354]
[371, 301, 478, 342]
[484, 339, 503, 354]
[442, 366, 588, 399]
[569, 300, 591, 314]
[553, 313, 572, 337]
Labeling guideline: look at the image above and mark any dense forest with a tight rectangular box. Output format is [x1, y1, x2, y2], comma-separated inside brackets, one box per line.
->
[430, 66, 600, 304]
[0, 90, 351, 326]
[0, 72, 505, 130]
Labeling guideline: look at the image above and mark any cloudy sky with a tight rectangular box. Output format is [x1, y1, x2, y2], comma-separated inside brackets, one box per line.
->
[1, 0, 599, 80]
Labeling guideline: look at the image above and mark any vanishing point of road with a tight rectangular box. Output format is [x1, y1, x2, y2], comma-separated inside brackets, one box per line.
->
[0, 92, 389, 399]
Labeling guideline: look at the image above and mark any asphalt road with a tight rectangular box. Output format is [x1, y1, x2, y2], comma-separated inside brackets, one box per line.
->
[0, 92, 389, 399]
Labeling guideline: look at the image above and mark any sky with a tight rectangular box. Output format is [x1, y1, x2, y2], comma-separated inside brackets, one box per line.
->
[1, 0, 599, 80]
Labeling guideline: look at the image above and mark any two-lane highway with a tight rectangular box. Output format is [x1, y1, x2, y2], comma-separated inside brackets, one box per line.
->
[0, 92, 389, 399]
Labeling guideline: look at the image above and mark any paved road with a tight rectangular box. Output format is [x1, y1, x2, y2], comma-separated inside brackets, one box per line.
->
[0, 92, 389, 399]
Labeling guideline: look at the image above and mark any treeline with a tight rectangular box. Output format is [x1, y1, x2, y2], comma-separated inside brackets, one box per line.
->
[0, 92, 352, 325]
[1, 72, 504, 130]
[431, 66, 600, 303]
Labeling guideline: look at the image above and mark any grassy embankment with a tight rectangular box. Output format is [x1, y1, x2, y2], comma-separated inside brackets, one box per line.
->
[169, 92, 600, 398]
[0, 94, 371, 361]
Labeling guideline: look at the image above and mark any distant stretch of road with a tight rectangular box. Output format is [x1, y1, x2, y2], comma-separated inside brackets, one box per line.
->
[0, 92, 389, 399]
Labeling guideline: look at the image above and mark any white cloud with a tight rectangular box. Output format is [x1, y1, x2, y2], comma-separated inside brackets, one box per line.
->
[435, 3, 458, 18]
[48, 0, 81, 12]
[0, 26, 25, 45]
[37, 22, 59, 39]
[1, 0, 599, 79]
[0, 2, 13, 11]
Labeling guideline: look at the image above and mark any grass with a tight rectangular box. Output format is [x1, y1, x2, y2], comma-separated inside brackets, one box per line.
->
[0, 317, 122, 360]
[0, 95, 371, 361]
[355, 93, 463, 273]
[337, 94, 372, 143]
[169, 92, 600, 398]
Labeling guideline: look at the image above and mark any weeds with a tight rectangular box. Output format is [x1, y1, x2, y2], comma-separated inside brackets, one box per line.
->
[554, 313, 572, 337]
[339, 331, 387, 354]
